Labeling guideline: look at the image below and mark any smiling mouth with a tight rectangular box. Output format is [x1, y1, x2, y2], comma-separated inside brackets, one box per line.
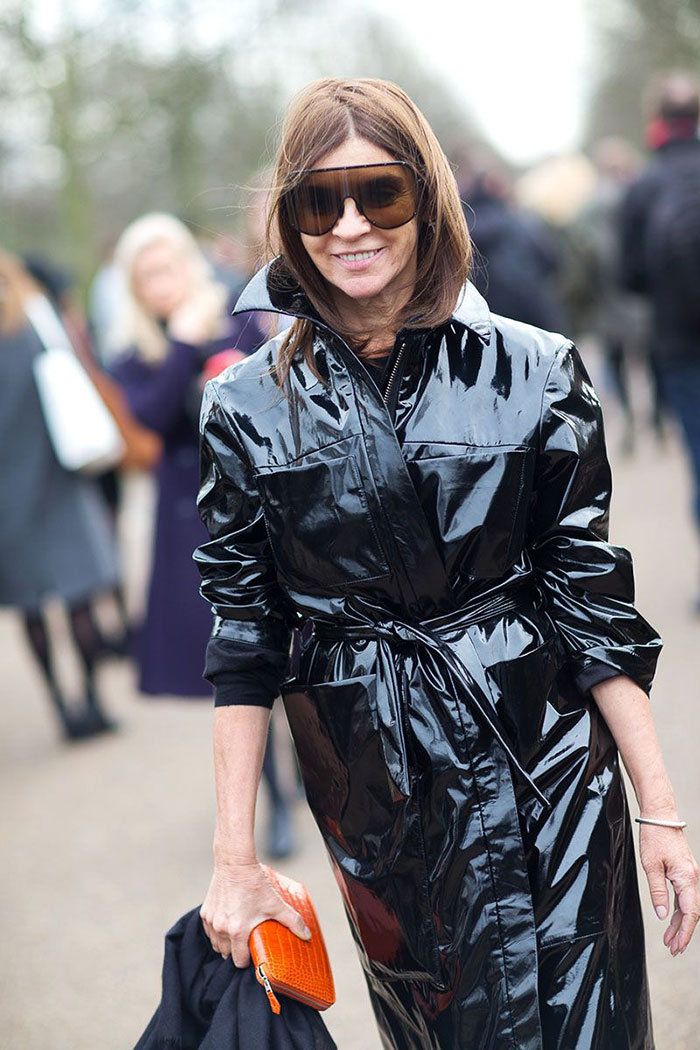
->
[335, 249, 383, 261]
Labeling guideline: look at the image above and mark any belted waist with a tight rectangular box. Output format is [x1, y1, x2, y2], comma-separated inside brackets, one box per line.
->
[305, 588, 530, 645]
[298, 585, 551, 810]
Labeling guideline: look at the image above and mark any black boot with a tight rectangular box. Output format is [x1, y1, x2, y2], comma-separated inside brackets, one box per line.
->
[82, 684, 119, 735]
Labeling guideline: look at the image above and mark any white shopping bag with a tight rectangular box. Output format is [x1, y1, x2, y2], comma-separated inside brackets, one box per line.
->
[25, 294, 125, 474]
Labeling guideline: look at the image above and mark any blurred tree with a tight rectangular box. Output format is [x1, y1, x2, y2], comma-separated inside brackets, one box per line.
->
[0, 0, 480, 288]
[586, 0, 700, 146]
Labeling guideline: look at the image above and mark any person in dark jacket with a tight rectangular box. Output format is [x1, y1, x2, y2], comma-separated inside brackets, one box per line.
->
[620, 74, 700, 604]
[574, 138, 662, 455]
[0, 249, 119, 740]
[194, 80, 699, 1050]
[460, 163, 566, 332]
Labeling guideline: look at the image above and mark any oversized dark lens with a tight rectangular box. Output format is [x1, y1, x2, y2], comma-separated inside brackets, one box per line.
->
[285, 163, 419, 235]
[286, 179, 340, 236]
[356, 169, 418, 228]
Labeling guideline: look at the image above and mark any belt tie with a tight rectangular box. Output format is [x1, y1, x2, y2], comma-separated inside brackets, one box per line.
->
[300, 592, 551, 811]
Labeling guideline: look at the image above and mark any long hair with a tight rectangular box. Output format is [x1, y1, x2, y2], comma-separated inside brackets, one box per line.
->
[0, 250, 41, 335]
[110, 212, 228, 364]
[265, 78, 473, 387]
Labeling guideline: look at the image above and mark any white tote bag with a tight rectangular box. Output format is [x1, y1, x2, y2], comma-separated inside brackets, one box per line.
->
[25, 294, 125, 474]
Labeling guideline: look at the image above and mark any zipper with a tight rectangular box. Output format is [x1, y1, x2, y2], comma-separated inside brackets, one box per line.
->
[256, 964, 281, 1014]
[256, 962, 331, 1012]
[245, 295, 410, 416]
[382, 340, 406, 406]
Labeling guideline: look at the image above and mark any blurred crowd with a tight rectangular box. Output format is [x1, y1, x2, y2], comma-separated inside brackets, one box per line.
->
[2, 71, 700, 860]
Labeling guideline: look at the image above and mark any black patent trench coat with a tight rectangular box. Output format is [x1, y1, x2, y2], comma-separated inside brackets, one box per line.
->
[195, 261, 662, 1050]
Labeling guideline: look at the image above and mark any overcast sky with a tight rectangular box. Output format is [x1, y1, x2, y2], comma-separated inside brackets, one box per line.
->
[368, 0, 593, 164]
[29, 0, 594, 167]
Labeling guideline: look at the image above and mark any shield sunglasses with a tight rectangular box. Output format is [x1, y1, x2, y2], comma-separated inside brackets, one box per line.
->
[283, 161, 422, 236]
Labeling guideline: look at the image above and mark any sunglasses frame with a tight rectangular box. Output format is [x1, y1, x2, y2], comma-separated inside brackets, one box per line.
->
[283, 161, 423, 237]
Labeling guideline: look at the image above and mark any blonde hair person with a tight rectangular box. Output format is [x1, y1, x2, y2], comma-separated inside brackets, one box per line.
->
[109, 214, 267, 700]
[110, 212, 229, 363]
[185, 77, 699, 1050]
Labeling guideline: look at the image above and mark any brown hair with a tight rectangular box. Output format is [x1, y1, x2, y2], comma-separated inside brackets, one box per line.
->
[265, 78, 473, 387]
[0, 249, 40, 335]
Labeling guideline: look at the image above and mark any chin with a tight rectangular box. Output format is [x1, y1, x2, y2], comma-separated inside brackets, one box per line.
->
[333, 272, 392, 301]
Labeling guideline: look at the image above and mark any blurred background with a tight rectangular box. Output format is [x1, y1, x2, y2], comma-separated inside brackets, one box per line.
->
[2, 1, 700, 1048]
[4, 0, 697, 280]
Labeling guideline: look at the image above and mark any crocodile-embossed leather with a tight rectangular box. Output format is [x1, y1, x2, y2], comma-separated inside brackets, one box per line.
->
[249, 865, 336, 1012]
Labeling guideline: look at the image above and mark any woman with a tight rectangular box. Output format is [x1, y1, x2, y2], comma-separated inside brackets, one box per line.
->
[0, 249, 119, 740]
[110, 213, 266, 698]
[194, 80, 699, 1050]
[111, 216, 294, 857]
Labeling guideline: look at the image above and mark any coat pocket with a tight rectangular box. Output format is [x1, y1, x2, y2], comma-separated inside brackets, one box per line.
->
[254, 454, 390, 591]
[283, 677, 445, 986]
[404, 444, 535, 579]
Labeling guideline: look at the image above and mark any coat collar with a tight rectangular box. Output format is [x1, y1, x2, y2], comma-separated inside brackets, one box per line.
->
[232, 257, 492, 344]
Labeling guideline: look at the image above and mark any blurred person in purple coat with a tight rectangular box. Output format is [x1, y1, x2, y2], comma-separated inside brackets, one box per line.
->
[110, 214, 295, 856]
[110, 214, 266, 697]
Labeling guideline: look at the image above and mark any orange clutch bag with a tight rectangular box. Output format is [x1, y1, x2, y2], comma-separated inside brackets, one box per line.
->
[249, 865, 336, 1015]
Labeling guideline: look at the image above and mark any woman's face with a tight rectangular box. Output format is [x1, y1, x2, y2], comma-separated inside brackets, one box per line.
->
[298, 137, 419, 312]
[131, 240, 192, 320]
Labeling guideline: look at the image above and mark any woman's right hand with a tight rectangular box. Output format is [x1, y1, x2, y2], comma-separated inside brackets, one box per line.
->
[200, 860, 312, 968]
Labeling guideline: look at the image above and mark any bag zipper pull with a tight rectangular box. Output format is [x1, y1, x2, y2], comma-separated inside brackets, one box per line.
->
[256, 964, 281, 1014]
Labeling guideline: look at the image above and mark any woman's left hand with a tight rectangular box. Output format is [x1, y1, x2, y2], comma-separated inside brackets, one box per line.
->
[639, 823, 700, 955]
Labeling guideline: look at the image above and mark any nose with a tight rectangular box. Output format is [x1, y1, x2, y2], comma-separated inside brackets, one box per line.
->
[332, 197, 371, 238]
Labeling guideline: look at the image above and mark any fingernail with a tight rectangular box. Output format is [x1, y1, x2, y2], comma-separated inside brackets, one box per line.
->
[655, 905, 668, 919]
[303, 925, 312, 939]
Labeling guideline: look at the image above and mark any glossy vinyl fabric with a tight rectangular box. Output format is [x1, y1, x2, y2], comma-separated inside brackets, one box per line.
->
[195, 259, 662, 1050]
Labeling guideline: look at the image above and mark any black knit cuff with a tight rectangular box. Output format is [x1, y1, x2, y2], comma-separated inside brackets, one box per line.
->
[575, 659, 624, 696]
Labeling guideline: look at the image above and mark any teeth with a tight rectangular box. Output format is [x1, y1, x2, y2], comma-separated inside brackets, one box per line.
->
[338, 250, 380, 261]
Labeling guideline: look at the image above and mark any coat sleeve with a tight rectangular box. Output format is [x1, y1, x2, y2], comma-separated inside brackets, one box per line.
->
[527, 341, 662, 694]
[194, 380, 294, 707]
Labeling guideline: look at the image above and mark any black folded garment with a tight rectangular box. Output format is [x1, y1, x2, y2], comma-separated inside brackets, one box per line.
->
[134, 907, 338, 1050]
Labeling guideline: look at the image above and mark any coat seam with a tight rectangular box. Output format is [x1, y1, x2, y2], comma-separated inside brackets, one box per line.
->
[536, 341, 573, 456]
[400, 658, 445, 985]
[342, 359, 423, 607]
[252, 432, 363, 469]
[401, 440, 530, 452]
[538, 925, 605, 950]
[347, 457, 392, 573]
[502, 450, 531, 572]
[449, 693, 521, 1050]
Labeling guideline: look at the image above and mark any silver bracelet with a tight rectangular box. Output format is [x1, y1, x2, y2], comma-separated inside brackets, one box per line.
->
[635, 816, 688, 829]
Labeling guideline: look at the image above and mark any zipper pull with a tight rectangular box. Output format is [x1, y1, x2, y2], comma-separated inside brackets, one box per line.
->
[256, 964, 281, 1014]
